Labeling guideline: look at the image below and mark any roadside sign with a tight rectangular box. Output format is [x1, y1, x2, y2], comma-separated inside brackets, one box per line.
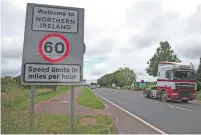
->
[21, 3, 85, 85]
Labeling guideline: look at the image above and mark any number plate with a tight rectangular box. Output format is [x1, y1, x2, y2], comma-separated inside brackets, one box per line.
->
[182, 97, 188, 100]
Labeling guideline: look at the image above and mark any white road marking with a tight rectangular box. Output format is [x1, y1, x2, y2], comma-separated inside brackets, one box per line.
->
[168, 105, 193, 112]
[195, 100, 201, 103]
[91, 90, 167, 135]
[190, 101, 201, 105]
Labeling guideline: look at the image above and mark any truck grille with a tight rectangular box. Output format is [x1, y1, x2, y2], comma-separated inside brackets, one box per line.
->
[175, 83, 195, 90]
[176, 86, 194, 90]
[179, 91, 191, 97]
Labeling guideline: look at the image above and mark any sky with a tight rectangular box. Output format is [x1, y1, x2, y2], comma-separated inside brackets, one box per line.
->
[1, 0, 201, 83]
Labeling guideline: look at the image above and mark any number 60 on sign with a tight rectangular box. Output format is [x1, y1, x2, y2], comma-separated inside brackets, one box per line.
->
[39, 33, 70, 63]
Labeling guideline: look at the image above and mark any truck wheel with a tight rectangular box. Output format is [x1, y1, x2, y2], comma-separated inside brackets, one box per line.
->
[182, 100, 189, 103]
[161, 91, 168, 102]
[157, 92, 161, 100]
[143, 90, 149, 98]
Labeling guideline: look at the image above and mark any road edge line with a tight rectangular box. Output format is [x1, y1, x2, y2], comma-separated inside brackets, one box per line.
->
[168, 104, 193, 112]
[91, 90, 167, 135]
[190, 100, 201, 105]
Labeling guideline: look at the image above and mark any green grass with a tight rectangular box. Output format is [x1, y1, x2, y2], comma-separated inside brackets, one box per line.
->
[1, 84, 115, 134]
[1, 112, 114, 134]
[77, 87, 105, 109]
[1, 85, 69, 111]
[148, 83, 156, 88]
[196, 91, 201, 100]
[10, 86, 69, 110]
[121, 86, 131, 90]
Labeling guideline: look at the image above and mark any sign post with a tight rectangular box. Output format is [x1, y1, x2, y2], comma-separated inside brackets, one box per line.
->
[70, 85, 75, 133]
[21, 3, 85, 133]
[83, 79, 86, 85]
[29, 85, 35, 133]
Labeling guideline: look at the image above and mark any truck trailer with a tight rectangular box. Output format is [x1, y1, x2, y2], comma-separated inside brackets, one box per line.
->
[143, 62, 197, 102]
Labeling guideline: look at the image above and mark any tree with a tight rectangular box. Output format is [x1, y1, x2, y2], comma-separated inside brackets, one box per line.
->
[197, 57, 201, 82]
[146, 41, 181, 77]
[91, 82, 95, 85]
[97, 78, 102, 86]
[97, 67, 137, 87]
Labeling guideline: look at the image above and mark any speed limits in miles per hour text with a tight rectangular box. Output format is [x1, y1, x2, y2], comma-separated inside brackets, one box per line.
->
[24, 63, 81, 83]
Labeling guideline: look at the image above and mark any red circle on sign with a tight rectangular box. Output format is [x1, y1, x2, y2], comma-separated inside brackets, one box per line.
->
[38, 33, 70, 63]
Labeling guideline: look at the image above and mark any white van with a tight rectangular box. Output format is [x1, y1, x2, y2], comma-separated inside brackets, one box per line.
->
[91, 84, 96, 89]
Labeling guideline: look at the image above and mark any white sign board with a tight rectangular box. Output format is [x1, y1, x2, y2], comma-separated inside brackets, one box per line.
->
[24, 64, 80, 83]
[32, 6, 78, 33]
[21, 3, 85, 85]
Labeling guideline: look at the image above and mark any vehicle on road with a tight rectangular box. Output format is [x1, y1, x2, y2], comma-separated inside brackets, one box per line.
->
[143, 61, 197, 103]
[90, 84, 96, 89]
[97, 85, 101, 88]
[112, 83, 117, 89]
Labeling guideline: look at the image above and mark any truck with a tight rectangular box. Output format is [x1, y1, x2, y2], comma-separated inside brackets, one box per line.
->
[143, 61, 197, 103]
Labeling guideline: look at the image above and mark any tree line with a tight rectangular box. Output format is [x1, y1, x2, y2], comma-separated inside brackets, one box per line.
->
[97, 67, 137, 87]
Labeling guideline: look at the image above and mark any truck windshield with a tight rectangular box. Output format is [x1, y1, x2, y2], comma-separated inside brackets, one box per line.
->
[173, 70, 196, 80]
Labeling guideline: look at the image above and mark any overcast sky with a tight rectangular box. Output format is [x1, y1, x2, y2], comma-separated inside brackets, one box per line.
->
[1, 0, 201, 82]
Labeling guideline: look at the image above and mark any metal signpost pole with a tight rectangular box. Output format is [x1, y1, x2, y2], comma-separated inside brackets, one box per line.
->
[30, 85, 35, 133]
[70, 85, 75, 133]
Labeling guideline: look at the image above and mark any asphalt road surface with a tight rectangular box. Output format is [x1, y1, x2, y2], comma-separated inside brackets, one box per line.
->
[92, 88, 201, 134]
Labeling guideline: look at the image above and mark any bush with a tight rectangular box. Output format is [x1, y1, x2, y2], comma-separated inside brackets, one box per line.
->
[1, 78, 15, 92]
[121, 86, 131, 90]
[197, 82, 201, 91]
[134, 87, 144, 91]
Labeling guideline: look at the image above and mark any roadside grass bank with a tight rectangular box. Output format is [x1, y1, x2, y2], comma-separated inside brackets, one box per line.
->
[121, 86, 132, 90]
[148, 83, 156, 88]
[2, 85, 69, 111]
[1, 84, 69, 133]
[196, 91, 201, 100]
[1, 112, 114, 134]
[1, 83, 115, 134]
[78, 87, 105, 109]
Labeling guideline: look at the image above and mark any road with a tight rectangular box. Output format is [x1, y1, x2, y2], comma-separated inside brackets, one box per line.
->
[92, 88, 201, 134]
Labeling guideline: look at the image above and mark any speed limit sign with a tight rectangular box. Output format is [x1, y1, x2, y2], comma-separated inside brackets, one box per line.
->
[21, 3, 84, 85]
[39, 33, 70, 63]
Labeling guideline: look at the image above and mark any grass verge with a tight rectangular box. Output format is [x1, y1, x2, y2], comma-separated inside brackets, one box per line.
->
[2, 84, 115, 134]
[10, 86, 69, 110]
[1, 112, 114, 134]
[196, 91, 201, 100]
[148, 83, 156, 88]
[77, 87, 105, 109]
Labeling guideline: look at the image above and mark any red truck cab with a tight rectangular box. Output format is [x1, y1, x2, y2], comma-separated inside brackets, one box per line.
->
[144, 62, 197, 102]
